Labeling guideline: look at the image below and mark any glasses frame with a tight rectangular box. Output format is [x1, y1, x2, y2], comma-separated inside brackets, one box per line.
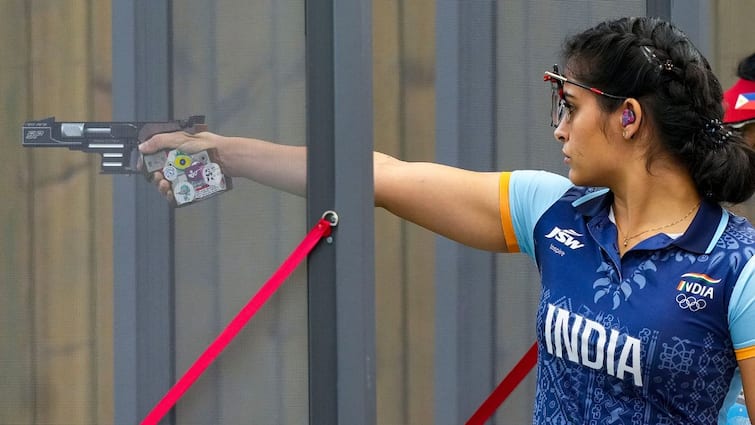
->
[543, 65, 625, 127]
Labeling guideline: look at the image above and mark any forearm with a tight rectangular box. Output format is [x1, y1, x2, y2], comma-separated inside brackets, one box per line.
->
[217, 136, 307, 197]
[139, 131, 308, 198]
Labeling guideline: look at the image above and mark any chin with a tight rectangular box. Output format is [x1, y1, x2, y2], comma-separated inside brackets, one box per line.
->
[568, 170, 584, 186]
[568, 170, 596, 188]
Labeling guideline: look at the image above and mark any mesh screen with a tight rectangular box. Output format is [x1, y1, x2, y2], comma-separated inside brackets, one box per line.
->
[171, 2, 308, 423]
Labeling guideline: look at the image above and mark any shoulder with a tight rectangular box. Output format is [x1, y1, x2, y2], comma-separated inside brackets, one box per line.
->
[722, 211, 755, 248]
[707, 211, 755, 287]
[505, 170, 573, 200]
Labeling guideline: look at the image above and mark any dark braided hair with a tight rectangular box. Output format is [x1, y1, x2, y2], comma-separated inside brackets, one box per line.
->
[561, 17, 755, 204]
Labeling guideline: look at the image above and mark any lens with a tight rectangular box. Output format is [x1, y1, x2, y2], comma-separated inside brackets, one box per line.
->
[550, 82, 563, 127]
[555, 99, 567, 126]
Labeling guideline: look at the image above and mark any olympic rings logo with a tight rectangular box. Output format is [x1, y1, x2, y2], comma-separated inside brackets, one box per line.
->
[676, 293, 707, 311]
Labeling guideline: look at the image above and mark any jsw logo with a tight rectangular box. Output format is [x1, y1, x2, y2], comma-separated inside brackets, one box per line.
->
[544, 227, 585, 249]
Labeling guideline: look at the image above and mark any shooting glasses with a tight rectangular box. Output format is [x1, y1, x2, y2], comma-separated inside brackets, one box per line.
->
[543, 64, 625, 127]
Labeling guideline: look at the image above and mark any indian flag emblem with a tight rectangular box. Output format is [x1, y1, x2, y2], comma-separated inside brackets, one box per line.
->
[676, 273, 721, 300]
[678, 272, 721, 285]
[676, 273, 720, 300]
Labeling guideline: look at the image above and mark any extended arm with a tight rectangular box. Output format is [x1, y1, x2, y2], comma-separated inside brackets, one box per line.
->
[140, 132, 508, 252]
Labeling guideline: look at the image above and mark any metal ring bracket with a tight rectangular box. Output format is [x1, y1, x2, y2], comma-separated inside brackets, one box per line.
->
[321, 210, 339, 227]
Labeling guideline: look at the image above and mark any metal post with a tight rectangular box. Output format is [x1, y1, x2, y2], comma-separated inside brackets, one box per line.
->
[435, 1, 499, 423]
[112, 0, 175, 424]
[646, 0, 671, 19]
[306, 0, 376, 423]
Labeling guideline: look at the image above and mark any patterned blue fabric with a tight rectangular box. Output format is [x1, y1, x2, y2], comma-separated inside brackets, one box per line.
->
[507, 170, 755, 425]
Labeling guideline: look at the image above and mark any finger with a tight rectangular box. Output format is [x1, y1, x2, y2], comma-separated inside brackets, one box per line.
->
[150, 171, 164, 184]
[158, 179, 172, 196]
[170, 133, 214, 154]
[139, 131, 193, 154]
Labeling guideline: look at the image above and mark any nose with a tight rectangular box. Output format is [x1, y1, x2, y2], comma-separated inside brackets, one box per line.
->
[553, 120, 567, 144]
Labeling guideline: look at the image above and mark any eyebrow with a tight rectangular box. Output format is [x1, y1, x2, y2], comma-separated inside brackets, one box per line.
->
[562, 90, 578, 102]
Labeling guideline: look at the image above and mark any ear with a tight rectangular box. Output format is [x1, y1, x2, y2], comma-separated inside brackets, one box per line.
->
[620, 99, 642, 139]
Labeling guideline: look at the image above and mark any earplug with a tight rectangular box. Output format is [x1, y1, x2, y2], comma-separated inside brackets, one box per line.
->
[621, 109, 636, 127]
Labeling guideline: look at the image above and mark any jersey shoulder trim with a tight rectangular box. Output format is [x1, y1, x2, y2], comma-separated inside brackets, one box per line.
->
[735, 345, 755, 361]
[499, 172, 520, 252]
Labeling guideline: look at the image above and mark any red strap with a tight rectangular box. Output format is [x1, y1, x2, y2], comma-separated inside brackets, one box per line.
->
[140, 218, 333, 425]
[465, 342, 538, 425]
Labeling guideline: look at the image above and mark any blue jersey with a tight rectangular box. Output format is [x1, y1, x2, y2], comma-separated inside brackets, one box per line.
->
[499, 170, 755, 425]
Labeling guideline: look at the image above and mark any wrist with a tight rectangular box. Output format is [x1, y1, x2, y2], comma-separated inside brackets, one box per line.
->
[208, 134, 242, 178]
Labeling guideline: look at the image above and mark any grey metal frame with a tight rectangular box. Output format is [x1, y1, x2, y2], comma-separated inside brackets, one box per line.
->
[112, 0, 175, 424]
[647, 0, 671, 19]
[306, 0, 376, 424]
[670, 0, 714, 58]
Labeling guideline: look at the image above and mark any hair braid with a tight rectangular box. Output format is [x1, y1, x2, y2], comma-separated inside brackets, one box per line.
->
[562, 17, 755, 203]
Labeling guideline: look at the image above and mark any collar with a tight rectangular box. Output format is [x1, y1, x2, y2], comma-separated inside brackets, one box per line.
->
[672, 200, 726, 254]
[572, 188, 726, 254]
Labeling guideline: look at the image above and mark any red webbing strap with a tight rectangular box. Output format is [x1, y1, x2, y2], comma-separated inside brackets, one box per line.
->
[140, 218, 334, 425]
[465, 342, 538, 425]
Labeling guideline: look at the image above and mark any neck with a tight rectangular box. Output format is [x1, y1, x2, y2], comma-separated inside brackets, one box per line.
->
[615, 199, 700, 248]
[610, 162, 701, 253]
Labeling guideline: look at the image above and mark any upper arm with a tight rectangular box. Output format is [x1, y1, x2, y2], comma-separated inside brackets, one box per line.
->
[731, 257, 755, 420]
[373, 153, 573, 253]
[740, 358, 755, 422]
[730, 257, 755, 360]
[374, 153, 506, 252]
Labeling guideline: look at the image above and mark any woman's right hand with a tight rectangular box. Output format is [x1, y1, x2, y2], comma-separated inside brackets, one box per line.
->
[139, 130, 229, 201]
[140, 131, 308, 201]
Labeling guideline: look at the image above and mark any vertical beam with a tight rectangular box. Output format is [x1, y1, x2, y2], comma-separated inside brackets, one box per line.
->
[306, 0, 337, 421]
[435, 1, 498, 424]
[646, 0, 671, 19]
[112, 0, 175, 424]
[649, 0, 715, 63]
[306, 0, 375, 423]
[670, 0, 714, 58]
